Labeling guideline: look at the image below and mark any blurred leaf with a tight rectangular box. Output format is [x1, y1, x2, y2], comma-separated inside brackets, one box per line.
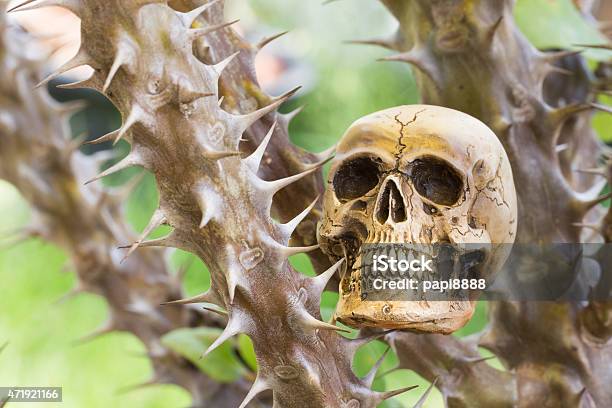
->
[237, 334, 258, 371]
[380, 400, 404, 408]
[0, 182, 29, 229]
[352, 340, 395, 382]
[161, 328, 246, 383]
[593, 94, 612, 143]
[289, 253, 315, 277]
[454, 301, 488, 337]
[383, 369, 443, 408]
[514, 0, 610, 61]
[320, 291, 339, 322]
[126, 173, 164, 235]
[171, 250, 211, 296]
[477, 347, 506, 371]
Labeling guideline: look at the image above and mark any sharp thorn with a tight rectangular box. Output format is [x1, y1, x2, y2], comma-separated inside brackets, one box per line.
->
[121, 209, 167, 263]
[238, 376, 270, 408]
[161, 292, 215, 306]
[34, 46, 91, 88]
[83, 130, 119, 146]
[73, 325, 114, 346]
[344, 35, 403, 51]
[574, 43, 612, 50]
[574, 167, 605, 176]
[363, 346, 391, 388]
[258, 162, 325, 197]
[381, 385, 420, 401]
[412, 378, 438, 407]
[114, 105, 144, 145]
[311, 258, 345, 296]
[103, 46, 131, 93]
[195, 185, 222, 228]
[8, 0, 81, 14]
[572, 222, 601, 232]
[84, 151, 144, 185]
[590, 102, 612, 114]
[53, 287, 85, 306]
[189, 19, 240, 42]
[118, 233, 177, 250]
[200, 319, 241, 358]
[302, 149, 335, 171]
[212, 51, 240, 77]
[244, 120, 277, 172]
[116, 379, 159, 395]
[299, 309, 350, 333]
[484, 16, 504, 45]
[202, 305, 228, 316]
[375, 365, 399, 380]
[256, 30, 289, 50]
[177, 0, 221, 27]
[202, 150, 242, 160]
[586, 192, 612, 208]
[279, 105, 304, 127]
[463, 355, 496, 364]
[543, 49, 583, 62]
[281, 244, 320, 257]
[345, 330, 393, 357]
[279, 195, 320, 239]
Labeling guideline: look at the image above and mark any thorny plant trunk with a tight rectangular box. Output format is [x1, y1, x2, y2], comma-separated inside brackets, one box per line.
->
[5, 1, 402, 407]
[0, 7, 257, 407]
[2, 0, 612, 407]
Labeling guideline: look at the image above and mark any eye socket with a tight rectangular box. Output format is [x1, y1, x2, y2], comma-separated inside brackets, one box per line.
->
[408, 156, 464, 206]
[333, 156, 381, 201]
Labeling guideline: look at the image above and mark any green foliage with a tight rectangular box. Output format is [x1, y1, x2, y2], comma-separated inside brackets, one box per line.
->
[513, 0, 612, 148]
[0, 183, 189, 408]
[514, 0, 609, 61]
[454, 301, 488, 337]
[161, 328, 247, 383]
[237, 334, 258, 372]
[593, 95, 612, 143]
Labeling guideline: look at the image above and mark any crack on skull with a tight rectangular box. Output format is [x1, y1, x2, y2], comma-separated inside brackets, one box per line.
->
[474, 156, 510, 209]
[451, 225, 485, 238]
[393, 109, 427, 170]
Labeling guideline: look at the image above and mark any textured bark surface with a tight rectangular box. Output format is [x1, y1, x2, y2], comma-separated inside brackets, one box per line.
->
[6, 1, 415, 407]
[172, 0, 332, 273]
[0, 8, 254, 407]
[374, 0, 612, 406]
[387, 331, 516, 407]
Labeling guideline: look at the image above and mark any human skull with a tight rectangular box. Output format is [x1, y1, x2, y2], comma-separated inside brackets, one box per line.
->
[318, 105, 517, 334]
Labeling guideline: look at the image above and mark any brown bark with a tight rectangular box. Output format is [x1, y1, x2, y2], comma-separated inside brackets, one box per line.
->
[7, 1, 412, 406]
[0, 7, 254, 407]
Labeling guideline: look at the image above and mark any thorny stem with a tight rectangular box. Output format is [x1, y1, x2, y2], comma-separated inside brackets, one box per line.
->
[172, 0, 332, 274]
[0, 7, 256, 407]
[4, 0, 418, 407]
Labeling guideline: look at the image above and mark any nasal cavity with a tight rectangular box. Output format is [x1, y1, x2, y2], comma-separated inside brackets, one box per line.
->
[375, 179, 407, 224]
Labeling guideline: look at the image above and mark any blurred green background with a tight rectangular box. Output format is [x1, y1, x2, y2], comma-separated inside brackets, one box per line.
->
[0, 0, 610, 407]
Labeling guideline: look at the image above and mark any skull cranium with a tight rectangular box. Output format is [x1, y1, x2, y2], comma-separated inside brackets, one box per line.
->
[318, 105, 517, 334]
